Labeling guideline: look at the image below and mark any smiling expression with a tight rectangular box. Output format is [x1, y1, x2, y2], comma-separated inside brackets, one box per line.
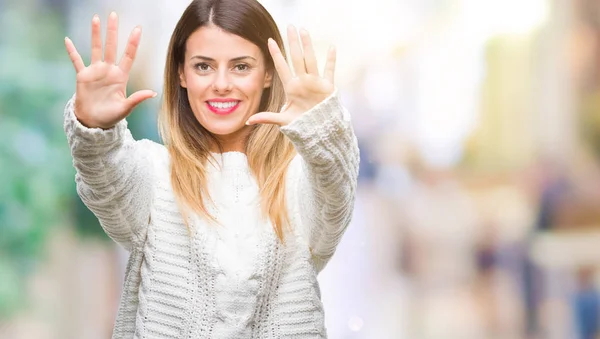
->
[179, 25, 273, 146]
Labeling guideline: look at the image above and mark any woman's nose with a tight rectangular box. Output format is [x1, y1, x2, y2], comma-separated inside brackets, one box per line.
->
[212, 70, 232, 93]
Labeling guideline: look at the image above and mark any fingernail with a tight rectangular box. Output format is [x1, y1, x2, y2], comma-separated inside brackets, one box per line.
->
[93, 14, 99, 21]
[245, 120, 252, 125]
[152, 92, 157, 98]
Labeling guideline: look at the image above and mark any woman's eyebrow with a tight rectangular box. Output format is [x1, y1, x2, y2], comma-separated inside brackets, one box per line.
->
[190, 55, 257, 62]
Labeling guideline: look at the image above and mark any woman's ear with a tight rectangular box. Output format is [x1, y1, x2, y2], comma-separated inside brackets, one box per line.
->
[179, 66, 187, 88]
[264, 69, 273, 89]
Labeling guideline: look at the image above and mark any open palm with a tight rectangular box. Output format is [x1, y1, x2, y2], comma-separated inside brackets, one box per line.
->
[246, 26, 336, 126]
[64, 12, 156, 129]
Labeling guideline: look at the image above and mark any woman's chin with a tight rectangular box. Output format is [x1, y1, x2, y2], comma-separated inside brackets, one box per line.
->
[203, 120, 250, 137]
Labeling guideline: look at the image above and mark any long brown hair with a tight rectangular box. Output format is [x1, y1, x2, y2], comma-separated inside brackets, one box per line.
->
[159, 0, 295, 242]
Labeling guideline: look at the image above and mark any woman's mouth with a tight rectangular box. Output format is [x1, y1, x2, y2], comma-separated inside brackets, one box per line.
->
[206, 100, 241, 115]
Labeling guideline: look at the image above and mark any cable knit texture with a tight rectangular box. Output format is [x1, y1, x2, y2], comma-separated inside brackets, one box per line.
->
[64, 91, 359, 339]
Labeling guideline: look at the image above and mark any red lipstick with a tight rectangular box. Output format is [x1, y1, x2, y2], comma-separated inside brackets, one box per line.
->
[206, 99, 241, 115]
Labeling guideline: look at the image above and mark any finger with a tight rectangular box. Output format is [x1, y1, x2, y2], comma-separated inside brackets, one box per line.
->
[119, 26, 142, 73]
[246, 112, 287, 126]
[287, 25, 306, 76]
[323, 45, 336, 84]
[104, 12, 119, 64]
[125, 89, 157, 111]
[64, 37, 85, 73]
[91, 14, 102, 63]
[267, 38, 292, 84]
[299, 28, 318, 75]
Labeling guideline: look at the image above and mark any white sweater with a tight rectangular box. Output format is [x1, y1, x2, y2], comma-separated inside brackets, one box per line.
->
[64, 92, 359, 339]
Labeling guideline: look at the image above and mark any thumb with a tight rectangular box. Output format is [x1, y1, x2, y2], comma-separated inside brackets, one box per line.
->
[125, 90, 158, 111]
[246, 112, 289, 126]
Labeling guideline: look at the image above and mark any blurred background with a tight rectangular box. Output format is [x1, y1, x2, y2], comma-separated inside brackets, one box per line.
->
[3, 0, 600, 338]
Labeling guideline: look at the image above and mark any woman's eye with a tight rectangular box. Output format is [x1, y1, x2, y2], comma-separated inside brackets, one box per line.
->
[235, 64, 249, 71]
[195, 63, 211, 71]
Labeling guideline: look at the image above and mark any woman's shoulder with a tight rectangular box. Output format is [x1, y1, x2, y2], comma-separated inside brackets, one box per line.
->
[136, 139, 170, 168]
[286, 153, 304, 179]
[284, 154, 307, 196]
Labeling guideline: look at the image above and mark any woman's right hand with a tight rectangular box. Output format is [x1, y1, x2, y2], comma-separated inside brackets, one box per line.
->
[64, 12, 156, 129]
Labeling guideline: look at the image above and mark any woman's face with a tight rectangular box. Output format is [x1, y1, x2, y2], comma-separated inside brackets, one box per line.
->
[179, 25, 272, 144]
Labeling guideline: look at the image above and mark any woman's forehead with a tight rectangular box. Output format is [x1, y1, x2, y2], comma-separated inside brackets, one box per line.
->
[184, 25, 262, 60]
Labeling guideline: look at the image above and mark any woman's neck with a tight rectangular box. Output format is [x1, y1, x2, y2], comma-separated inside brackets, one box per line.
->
[211, 125, 252, 153]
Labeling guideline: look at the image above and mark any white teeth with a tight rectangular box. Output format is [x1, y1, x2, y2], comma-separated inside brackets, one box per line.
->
[208, 101, 238, 109]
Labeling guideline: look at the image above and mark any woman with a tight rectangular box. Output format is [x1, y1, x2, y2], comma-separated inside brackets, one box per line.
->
[63, 0, 359, 337]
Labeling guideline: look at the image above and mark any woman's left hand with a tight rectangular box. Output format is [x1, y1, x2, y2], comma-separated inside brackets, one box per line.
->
[246, 25, 336, 126]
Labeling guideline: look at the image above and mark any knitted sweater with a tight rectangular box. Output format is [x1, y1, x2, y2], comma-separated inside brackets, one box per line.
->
[63, 92, 359, 339]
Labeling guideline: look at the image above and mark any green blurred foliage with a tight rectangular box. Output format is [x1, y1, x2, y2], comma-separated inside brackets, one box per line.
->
[0, 4, 73, 318]
[0, 2, 159, 319]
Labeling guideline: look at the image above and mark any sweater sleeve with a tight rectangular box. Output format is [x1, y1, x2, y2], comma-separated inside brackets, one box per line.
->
[64, 95, 155, 251]
[280, 91, 360, 272]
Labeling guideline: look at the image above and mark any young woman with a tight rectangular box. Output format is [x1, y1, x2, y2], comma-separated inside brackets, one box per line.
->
[63, 0, 359, 337]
